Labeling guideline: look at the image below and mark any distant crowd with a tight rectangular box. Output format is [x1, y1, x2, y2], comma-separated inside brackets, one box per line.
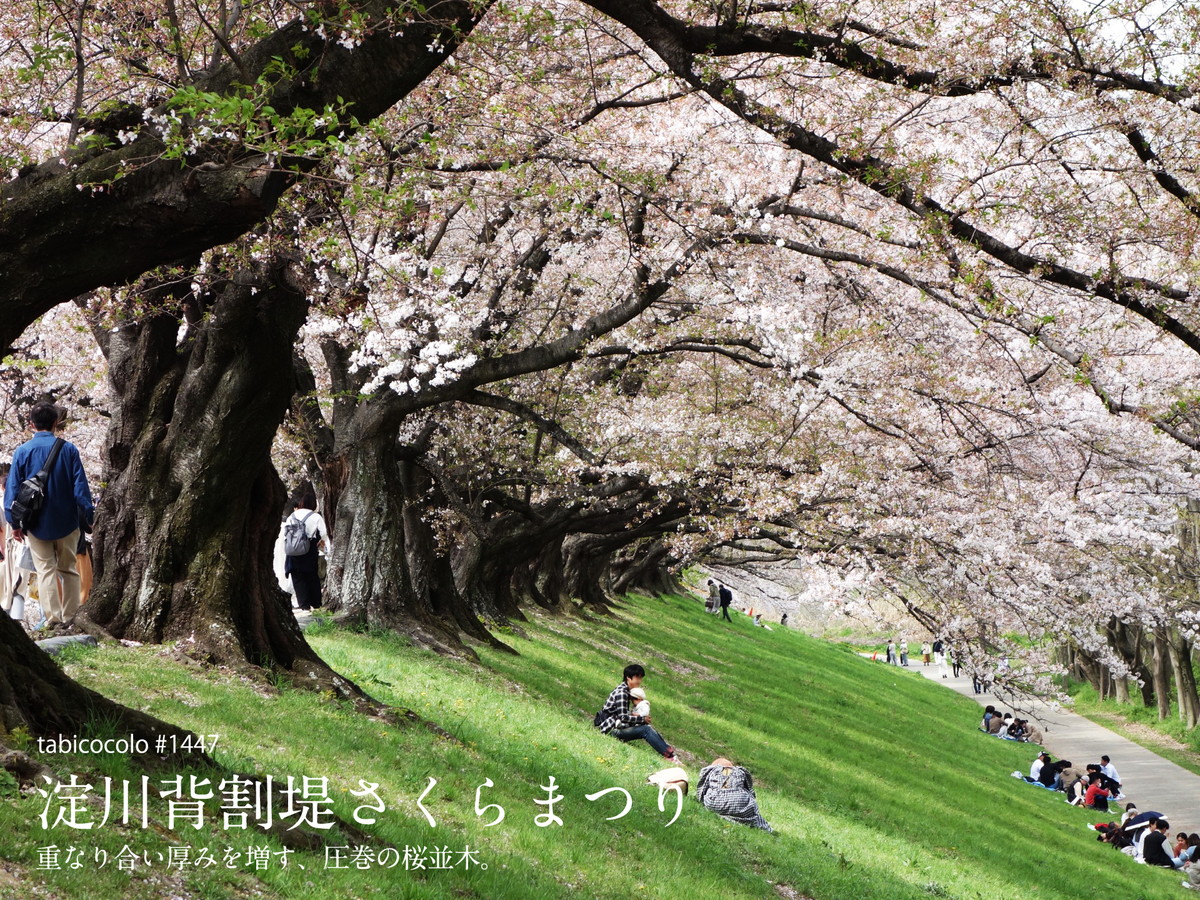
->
[875, 636, 959, 678]
[981, 706, 1045, 744]
[993, 706, 1200, 888]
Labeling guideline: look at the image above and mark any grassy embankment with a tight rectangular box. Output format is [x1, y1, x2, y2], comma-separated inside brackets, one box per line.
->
[0, 593, 1184, 900]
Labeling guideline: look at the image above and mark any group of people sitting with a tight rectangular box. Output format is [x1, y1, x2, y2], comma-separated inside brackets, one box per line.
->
[1089, 804, 1200, 886]
[1016, 751, 1126, 808]
[980, 706, 1045, 744]
[1002, 722, 1200, 885]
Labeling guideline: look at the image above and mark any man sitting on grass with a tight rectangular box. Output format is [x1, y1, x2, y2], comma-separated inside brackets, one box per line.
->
[595, 664, 677, 762]
[1083, 770, 1112, 812]
[1142, 818, 1175, 868]
[1100, 754, 1125, 800]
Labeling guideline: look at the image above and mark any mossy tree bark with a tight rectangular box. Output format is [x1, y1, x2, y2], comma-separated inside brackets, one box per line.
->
[323, 426, 501, 655]
[0, 615, 203, 757]
[80, 263, 358, 695]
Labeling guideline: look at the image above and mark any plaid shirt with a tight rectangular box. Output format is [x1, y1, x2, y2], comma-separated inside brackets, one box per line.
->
[696, 764, 773, 832]
[597, 683, 647, 735]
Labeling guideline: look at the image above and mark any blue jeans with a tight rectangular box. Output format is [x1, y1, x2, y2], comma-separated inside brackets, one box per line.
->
[613, 724, 670, 755]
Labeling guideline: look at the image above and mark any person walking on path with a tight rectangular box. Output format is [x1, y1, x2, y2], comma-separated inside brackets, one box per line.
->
[4, 402, 93, 630]
[886, 639, 897, 665]
[899, 638, 909, 666]
[279, 485, 331, 611]
[718, 584, 733, 622]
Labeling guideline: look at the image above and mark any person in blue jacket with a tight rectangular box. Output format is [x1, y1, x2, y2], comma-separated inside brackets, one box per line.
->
[5, 402, 94, 628]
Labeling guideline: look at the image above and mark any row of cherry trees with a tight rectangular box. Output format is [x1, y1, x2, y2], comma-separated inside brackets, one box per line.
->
[2, 0, 1200, 741]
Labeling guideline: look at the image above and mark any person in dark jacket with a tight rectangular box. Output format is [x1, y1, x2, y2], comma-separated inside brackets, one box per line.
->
[1038, 757, 1065, 789]
[1142, 819, 1175, 867]
[718, 584, 733, 622]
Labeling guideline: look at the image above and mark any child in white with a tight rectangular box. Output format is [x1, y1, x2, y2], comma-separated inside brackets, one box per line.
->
[629, 686, 650, 718]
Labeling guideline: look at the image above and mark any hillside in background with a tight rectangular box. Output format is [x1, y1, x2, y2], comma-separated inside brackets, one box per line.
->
[0, 594, 1182, 900]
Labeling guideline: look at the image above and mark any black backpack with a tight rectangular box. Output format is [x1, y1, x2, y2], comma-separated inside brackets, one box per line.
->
[9, 438, 64, 532]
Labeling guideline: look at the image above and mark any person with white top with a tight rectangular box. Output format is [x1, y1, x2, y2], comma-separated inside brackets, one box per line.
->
[629, 686, 650, 718]
[278, 485, 331, 611]
[1100, 754, 1124, 799]
[1030, 752, 1048, 781]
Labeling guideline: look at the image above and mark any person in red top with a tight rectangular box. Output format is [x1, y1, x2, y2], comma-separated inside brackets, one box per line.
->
[1084, 777, 1112, 811]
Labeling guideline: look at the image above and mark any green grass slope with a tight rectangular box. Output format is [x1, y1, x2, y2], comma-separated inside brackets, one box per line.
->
[0, 593, 1183, 900]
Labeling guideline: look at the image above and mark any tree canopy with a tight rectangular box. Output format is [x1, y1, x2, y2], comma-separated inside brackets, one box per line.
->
[2, 0, 1200, 729]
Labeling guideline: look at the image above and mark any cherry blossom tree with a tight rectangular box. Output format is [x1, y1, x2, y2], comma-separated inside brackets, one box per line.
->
[5, 0, 1200, 741]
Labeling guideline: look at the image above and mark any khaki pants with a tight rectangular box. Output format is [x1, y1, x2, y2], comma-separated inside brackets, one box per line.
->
[27, 530, 81, 624]
[0, 529, 13, 613]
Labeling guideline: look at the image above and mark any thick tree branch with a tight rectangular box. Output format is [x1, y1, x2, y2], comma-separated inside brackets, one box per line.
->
[462, 389, 601, 465]
[0, 0, 490, 351]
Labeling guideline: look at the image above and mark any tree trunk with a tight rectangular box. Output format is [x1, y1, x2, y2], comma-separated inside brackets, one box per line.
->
[398, 458, 507, 646]
[508, 536, 578, 612]
[1153, 629, 1173, 720]
[286, 350, 338, 516]
[610, 540, 678, 596]
[0, 614, 204, 761]
[1170, 629, 1200, 729]
[560, 534, 619, 609]
[454, 532, 527, 625]
[1114, 676, 1130, 705]
[82, 265, 358, 695]
[1072, 648, 1104, 694]
[324, 431, 498, 654]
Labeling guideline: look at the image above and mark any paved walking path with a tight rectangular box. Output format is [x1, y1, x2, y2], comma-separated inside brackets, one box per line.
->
[901, 660, 1200, 827]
